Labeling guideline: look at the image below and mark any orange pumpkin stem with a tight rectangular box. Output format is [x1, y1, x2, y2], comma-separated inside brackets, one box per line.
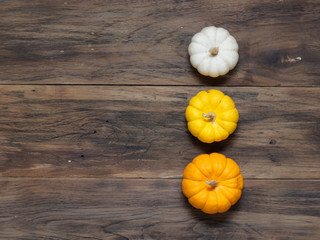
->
[206, 179, 219, 187]
[202, 112, 216, 122]
[209, 47, 219, 56]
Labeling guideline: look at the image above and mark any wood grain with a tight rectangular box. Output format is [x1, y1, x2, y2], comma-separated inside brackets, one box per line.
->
[1, 0, 319, 238]
[0, 0, 319, 86]
[0, 178, 319, 240]
[0, 85, 319, 178]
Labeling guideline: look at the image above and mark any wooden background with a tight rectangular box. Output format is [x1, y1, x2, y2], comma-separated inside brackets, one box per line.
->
[0, 0, 319, 239]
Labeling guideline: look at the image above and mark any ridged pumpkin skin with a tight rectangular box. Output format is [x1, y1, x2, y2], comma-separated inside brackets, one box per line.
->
[185, 89, 239, 143]
[182, 153, 243, 214]
[188, 26, 239, 78]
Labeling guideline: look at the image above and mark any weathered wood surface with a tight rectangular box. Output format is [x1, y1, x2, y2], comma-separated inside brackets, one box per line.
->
[0, 178, 319, 240]
[0, 0, 319, 86]
[0, 85, 319, 179]
[1, 0, 320, 239]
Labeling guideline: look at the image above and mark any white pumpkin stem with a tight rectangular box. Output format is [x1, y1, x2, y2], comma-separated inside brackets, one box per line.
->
[206, 179, 219, 187]
[209, 47, 219, 56]
[202, 112, 216, 122]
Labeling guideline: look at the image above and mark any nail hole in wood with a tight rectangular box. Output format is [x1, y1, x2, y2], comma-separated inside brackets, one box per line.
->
[269, 139, 277, 145]
[81, 155, 84, 158]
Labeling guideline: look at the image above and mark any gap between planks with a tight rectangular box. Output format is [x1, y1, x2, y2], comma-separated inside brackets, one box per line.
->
[0, 176, 320, 181]
[0, 84, 319, 88]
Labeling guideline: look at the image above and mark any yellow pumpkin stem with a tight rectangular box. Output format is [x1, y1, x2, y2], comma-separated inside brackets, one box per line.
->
[206, 179, 219, 187]
[209, 47, 219, 56]
[202, 112, 216, 122]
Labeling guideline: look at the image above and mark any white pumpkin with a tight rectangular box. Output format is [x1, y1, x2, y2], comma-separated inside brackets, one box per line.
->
[188, 26, 239, 77]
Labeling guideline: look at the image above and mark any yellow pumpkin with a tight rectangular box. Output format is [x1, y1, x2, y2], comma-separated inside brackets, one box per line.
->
[185, 89, 239, 143]
[182, 153, 243, 214]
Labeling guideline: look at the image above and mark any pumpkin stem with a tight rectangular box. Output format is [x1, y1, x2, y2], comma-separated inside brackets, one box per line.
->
[206, 179, 219, 187]
[202, 112, 216, 122]
[209, 47, 219, 56]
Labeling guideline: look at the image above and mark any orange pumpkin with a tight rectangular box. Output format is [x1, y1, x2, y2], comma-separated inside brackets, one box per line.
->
[182, 153, 243, 214]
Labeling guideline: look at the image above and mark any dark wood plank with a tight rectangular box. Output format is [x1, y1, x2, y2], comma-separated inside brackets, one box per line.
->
[0, 178, 319, 239]
[0, 0, 319, 86]
[0, 85, 319, 178]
